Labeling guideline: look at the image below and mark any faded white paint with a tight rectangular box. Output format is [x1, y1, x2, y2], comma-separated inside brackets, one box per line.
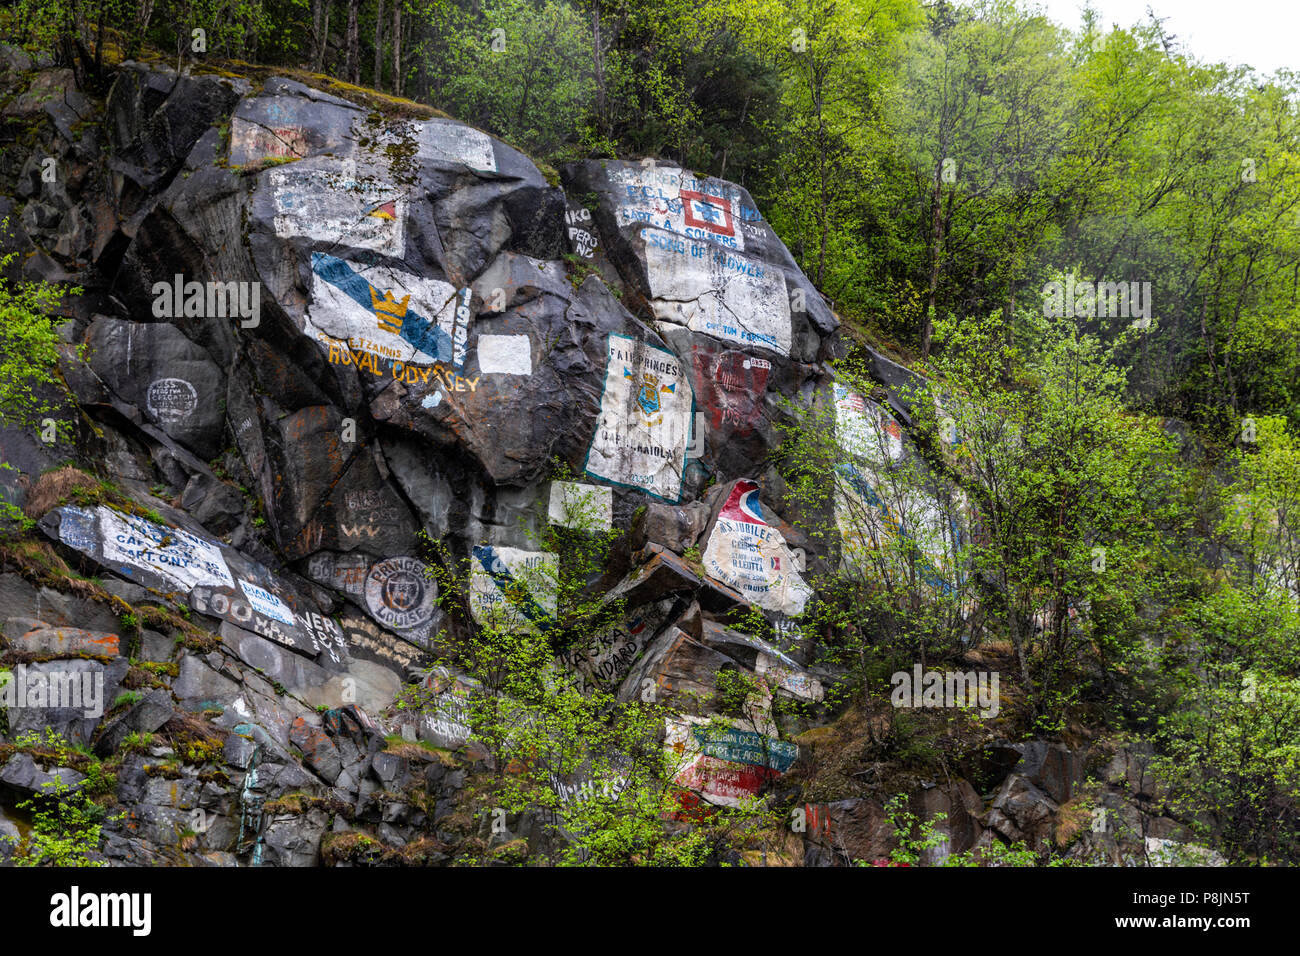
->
[756, 652, 824, 702]
[834, 383, 904, 463]
[642, 228, 791, 356]
[269, 160, 406, 256]
[415, 121, 497, 172]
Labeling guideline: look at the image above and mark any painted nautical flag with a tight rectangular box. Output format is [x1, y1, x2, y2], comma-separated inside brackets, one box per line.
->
[469, 545, 558, 634]
[584, 333, 693, 502]
[305, 252, 458, 366]
[701, 479, 812, 616]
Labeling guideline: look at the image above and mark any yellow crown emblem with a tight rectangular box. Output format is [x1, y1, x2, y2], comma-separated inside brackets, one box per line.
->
[370, 287, 410, 334]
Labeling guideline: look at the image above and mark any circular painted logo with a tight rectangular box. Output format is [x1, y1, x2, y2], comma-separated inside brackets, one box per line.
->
[146, 378, 198, 424]
[364, 556, 435, 631]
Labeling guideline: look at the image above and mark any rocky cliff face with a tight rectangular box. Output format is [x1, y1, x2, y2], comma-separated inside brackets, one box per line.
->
[0, 53, 1203, 866]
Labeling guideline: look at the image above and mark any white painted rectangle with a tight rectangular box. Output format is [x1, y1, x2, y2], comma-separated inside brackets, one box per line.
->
[416, 121, 497, 172]
[477, 334, 533, 375]
[269, 160, 406, 256]
[239, 579, 296, 625]
[548, 481, 613, 530]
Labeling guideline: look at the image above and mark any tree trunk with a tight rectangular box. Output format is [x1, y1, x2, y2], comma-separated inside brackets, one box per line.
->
[127, 0, 155, 60]
[392, 2, 402, 94]
[314, 1, 332, 73]
[310, 0, 325, 70]
[592, 8, 606, 137]
[373, 0, 384, 88]
[922, 174, 943, 359]
[345, 0, 360, 83]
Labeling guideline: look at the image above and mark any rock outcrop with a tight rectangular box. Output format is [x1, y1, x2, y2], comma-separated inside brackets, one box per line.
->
[0, 54, 1214, 867]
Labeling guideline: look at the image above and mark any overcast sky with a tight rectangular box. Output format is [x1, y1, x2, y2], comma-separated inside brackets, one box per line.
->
[1027, 0, 1296, 75]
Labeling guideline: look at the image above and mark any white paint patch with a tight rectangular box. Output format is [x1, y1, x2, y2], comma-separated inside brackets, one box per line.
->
[269, 159, 406, 256]
[584, 333, 693, 502]
[96, 507, 234, 592]
[548, 481, 613, 530]
[238, 580, 296, 625]
[701, 480, 811, 616]
[421, 391, 443, 408]
[477, 334, 532, 375]
[415, 121, 497, 172]
[834, 383, 904, 463]
[642, 228, 791, 355]
[145, 378, 198, 424]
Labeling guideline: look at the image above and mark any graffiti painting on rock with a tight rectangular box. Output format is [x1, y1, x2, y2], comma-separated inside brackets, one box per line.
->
[230, 116, 311, 165]
[694, 349, 771, 435]
[363, 556, 438, 645]
[835, 384, 904, 464]
[610, 164, 746, 251]
[405, 667, 479, 747]
[642, 228, 791, 356]
[469, 546, 558, 634]
[269, 160, 407, 256]
[48, 505, 234, 593]
[756, 651, 824, 702]
[565, 203, 599, 258]
[305, 252, 458, 369]
[191, 584, 347, 665]
[557, 598, 676, 694]
[341, 615, 430, 675]
[145, 378, 199, 425]
[666, 714, 798, 809]
[584, 333, 693, 502]
[702, 481, 811, 616]
[834, 463, 966, 599]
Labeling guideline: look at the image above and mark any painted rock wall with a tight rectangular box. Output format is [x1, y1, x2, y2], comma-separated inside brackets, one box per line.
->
[0, 57, 979, 846]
